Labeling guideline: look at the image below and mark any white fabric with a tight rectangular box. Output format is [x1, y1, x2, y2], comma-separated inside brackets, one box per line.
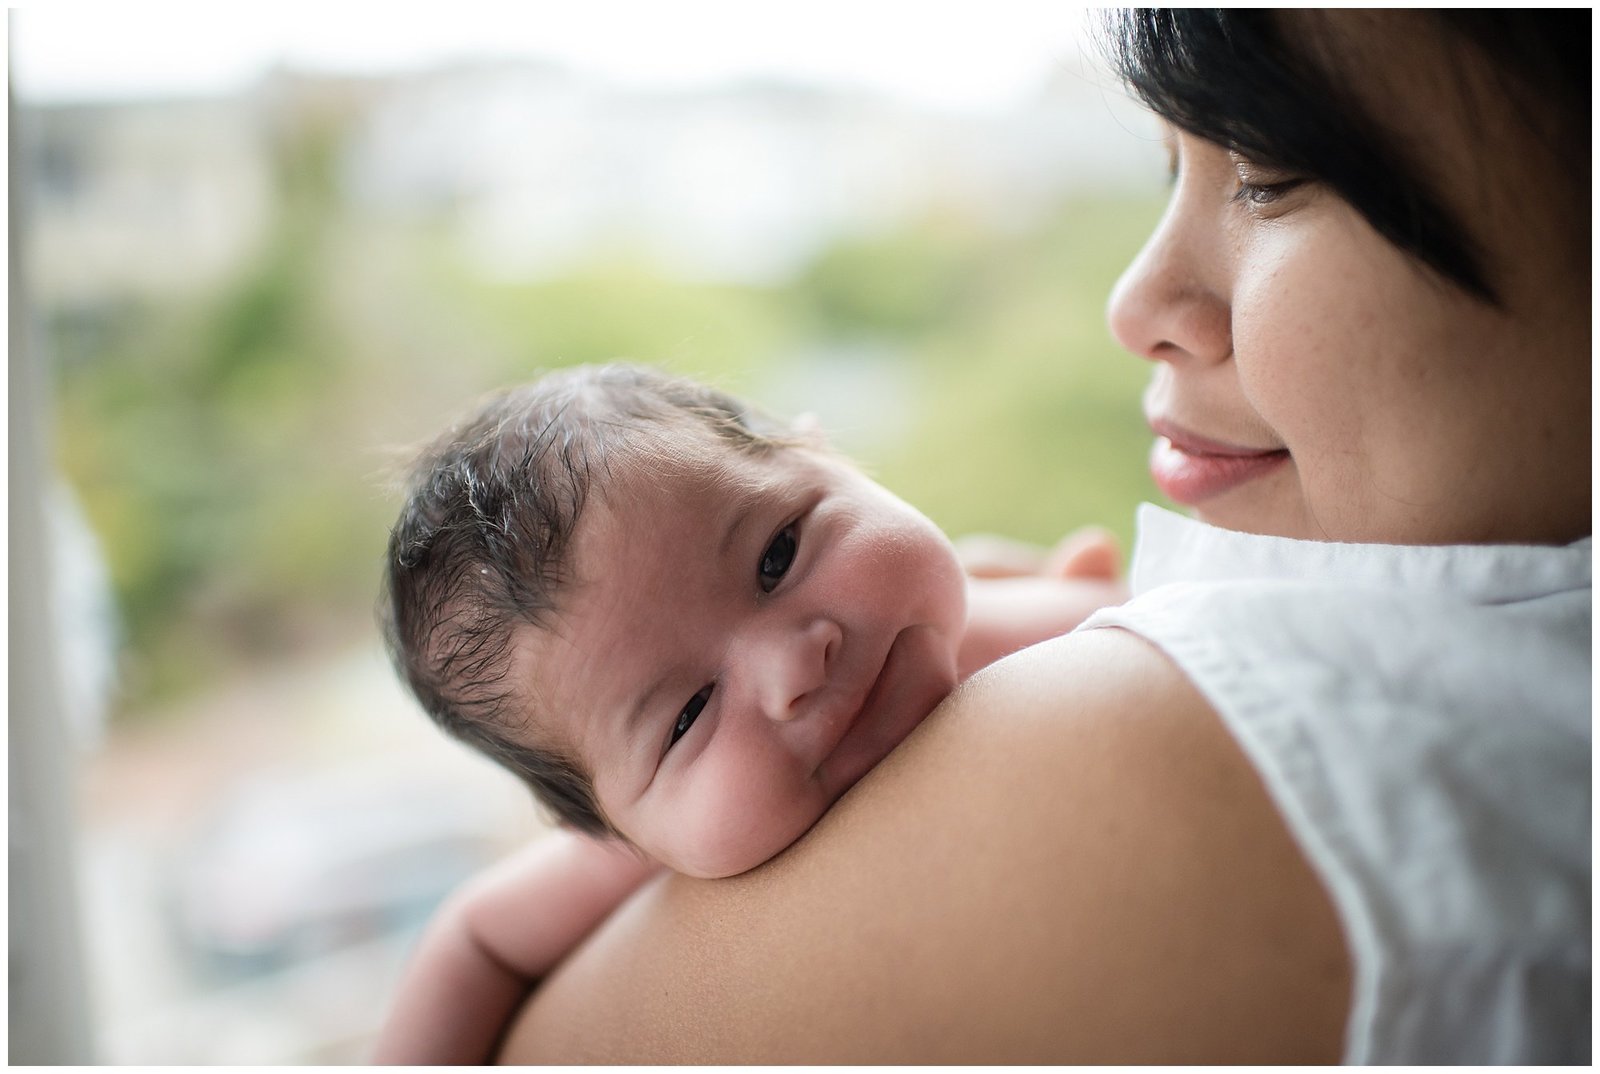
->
[1079, 503, 1591, 1064]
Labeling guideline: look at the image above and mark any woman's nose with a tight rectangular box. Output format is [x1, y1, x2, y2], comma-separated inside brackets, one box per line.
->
[750, 617, 841, 723]
[1105, 198, 1232, 368]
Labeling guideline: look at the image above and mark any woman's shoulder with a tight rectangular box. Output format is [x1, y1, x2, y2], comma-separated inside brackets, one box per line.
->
[501, 628, 1351, 1063]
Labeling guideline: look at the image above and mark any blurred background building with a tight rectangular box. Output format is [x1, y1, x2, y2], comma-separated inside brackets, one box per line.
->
[10, 4, 1166, 1062]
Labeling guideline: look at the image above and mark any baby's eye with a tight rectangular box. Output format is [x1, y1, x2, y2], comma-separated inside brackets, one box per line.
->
[758, 525, 798, 593]
[670, 685, 712, 749]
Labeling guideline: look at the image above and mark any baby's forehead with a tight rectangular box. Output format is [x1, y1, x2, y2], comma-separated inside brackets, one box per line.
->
[563, 438, 835, 625]
[598, 434, 814, 516]
[523, 438, 844, 795]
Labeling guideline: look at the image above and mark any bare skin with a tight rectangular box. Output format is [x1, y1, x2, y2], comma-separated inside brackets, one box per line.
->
[372, 511, 1124, 1064]
[471, 13, 1582, 1061]
[499, 628, 1351, 1063]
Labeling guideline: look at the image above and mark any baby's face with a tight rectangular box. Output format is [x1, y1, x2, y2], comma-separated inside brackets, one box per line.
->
[511, 444, 967, 878]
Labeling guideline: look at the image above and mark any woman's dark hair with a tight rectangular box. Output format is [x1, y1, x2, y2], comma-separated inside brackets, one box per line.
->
[1102, 9, 1590, 304]
[380, 363, 793, 836]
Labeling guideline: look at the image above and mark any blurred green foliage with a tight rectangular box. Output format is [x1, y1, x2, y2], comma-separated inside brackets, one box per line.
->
[50, 119, 1164, 716]
[869, 201, 1161, 544]
[795, 217, 982, 337]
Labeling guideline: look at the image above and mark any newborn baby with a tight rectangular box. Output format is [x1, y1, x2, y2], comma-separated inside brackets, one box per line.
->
[373, 363, 1122, 1062]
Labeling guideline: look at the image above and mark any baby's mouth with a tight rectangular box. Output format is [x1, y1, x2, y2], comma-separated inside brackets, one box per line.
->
[815, 639, 890, 769]
[854, 635, 899, 728]
[816, 626, 954, 796]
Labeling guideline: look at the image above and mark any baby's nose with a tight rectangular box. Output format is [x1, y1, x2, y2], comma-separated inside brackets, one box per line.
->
[757, 618, 841, 722]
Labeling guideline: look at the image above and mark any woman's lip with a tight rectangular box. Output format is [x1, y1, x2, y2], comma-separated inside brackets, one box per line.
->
[1148, 416, 1282, 458]
[1147, 418, 1289, 504]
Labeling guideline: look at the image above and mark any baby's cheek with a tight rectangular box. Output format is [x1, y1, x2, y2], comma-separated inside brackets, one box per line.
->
[873, 522, 964, 614]
[672, 766, 825, 879]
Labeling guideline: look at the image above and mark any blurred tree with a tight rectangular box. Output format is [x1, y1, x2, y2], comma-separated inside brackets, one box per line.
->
[52, 108, 1162, 718]
[54, 99, 352, 704]
[794, 213, 984, 339]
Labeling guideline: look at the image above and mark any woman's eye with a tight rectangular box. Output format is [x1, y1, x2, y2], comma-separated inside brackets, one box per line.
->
[1228, 155, 1304, 209]
[1232, 176, 1304, 207]
[670, 685, 712, 749]
[758, 525, 798, 593]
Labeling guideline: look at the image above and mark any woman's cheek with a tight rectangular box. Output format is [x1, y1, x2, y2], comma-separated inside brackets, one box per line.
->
[1258, 211, 1407, 390]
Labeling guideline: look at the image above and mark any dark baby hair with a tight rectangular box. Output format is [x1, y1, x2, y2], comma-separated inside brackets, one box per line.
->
[380, 363, 793, 836]
[1102, 9, 1590, 304]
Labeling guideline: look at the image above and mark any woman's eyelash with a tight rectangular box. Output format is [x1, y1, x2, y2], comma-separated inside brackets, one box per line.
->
[1226, 150, 1304, 209]
[1231, 178, 1304, 206]
[669, 685, 712, 750]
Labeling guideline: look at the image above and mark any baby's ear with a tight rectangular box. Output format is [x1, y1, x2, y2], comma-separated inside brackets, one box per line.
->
[790, 411, 830, 447]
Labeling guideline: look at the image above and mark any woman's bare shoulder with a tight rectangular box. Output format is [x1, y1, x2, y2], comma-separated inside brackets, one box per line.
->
[499, 628, 1351, 1064]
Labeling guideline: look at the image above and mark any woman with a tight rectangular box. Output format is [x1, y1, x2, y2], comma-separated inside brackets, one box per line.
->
[494, 10, 1590, 1063]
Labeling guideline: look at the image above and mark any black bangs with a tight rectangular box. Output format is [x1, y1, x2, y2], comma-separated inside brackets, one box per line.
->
[1102, 9, 1495, 303]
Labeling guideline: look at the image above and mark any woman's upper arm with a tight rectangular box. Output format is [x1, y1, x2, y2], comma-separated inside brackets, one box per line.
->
[497, 628, 1352, 1064]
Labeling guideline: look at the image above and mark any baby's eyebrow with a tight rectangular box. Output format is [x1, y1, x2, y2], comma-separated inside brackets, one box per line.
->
[625, 674, 669, 746]
[717, 483, 764, 560]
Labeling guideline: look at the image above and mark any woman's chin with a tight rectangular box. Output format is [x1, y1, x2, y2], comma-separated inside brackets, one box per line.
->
[1187, 468, 1325, 541]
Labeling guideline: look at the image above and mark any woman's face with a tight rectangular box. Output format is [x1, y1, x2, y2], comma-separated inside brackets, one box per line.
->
[1106, 13, 1590, 545]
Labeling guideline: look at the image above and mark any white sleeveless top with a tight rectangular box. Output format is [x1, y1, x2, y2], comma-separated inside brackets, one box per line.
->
[1079, 504, 1591, 1064]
